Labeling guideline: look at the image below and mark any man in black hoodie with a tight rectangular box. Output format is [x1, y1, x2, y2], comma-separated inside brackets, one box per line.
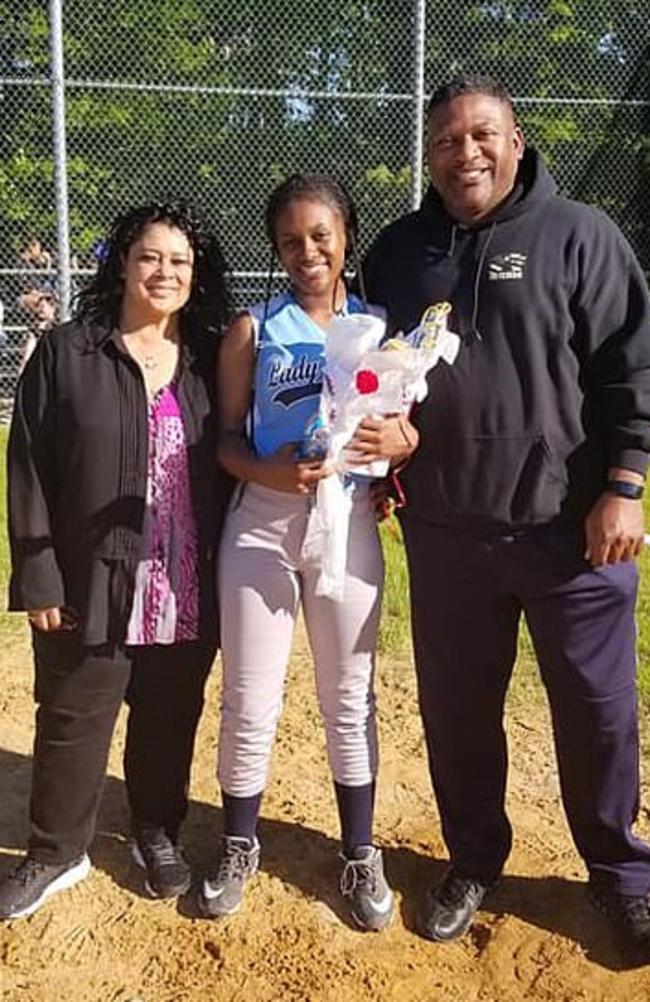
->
[364, 74, 650, 949]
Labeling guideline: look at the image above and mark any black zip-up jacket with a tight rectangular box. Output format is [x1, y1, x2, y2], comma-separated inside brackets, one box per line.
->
[7, 318, 231, 646]
[364, 148, 650, 533]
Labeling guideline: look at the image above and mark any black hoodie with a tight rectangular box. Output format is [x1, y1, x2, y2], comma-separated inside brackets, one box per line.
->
[364, 148, 650, 533]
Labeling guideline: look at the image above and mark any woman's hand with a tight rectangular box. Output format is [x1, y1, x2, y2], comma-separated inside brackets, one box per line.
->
[258, 443, 332, 495]
[26, 607, 78, 631]
[345, 414, 419, 468]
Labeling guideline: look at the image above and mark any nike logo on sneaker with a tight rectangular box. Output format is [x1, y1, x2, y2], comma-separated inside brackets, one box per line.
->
[201, 881, 226, 900]
[364, 889, 394, 915]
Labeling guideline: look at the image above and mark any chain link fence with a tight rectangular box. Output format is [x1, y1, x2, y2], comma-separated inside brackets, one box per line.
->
[1, 0, 648, 410]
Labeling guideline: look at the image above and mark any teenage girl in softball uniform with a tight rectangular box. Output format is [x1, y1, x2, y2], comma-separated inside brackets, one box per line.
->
[198, 174, 418, 930]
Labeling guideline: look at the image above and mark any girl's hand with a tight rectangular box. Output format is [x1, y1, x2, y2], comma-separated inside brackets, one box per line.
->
[259, 443, 332, 494]
[345, 414, 419, 467]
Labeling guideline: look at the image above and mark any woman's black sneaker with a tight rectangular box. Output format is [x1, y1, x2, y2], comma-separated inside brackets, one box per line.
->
[0, 854, 91, 920]
[132, 827, 191, 899]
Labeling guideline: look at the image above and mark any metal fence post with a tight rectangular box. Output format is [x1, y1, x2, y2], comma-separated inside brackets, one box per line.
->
[49, 0, 72, 320]
[410, 0, 426, 210]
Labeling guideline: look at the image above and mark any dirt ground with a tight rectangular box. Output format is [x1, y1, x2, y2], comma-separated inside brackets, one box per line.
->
[2, 619, 650, 1002]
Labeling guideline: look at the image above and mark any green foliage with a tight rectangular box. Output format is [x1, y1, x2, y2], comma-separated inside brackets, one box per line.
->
[378, 519, 411, 656]
[424, 1, 650, 270]
[2, 1, 647, 268]
[357, 164, 412, 235]
[0, 0, 419, 262]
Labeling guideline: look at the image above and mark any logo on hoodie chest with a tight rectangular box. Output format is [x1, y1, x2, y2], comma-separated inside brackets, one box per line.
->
[487, 252, 527, 281]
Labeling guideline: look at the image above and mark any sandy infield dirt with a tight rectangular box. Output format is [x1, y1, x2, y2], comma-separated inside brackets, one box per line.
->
[2, 618, 650, 1002]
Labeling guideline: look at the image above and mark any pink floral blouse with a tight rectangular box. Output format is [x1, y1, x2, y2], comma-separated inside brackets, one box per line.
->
[126, 383, 199, 645]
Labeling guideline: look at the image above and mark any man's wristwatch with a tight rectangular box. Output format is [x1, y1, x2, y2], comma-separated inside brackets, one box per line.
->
[606, 479, 644, 500]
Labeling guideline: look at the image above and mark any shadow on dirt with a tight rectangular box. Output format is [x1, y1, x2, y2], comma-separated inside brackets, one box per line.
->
[0, 744, 647, 970]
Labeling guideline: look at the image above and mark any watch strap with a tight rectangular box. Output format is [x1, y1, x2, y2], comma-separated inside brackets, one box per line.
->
[606, 479, 644, 500]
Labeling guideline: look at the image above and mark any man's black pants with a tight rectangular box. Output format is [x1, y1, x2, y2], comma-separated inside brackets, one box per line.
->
[402, 517, 650, 896]
[28, 630, 215, 864]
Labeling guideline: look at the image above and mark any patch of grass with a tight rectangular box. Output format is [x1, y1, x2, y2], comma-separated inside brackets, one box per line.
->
[377, 518, 411, 656]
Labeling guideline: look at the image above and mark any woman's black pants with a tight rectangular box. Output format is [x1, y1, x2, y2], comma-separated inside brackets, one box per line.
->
[28, 630, 215, 864]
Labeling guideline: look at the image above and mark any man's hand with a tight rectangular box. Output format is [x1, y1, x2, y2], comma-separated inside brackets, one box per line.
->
[584, 494, 645, 566]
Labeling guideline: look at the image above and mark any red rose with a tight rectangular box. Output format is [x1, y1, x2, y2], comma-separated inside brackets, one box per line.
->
[356, 369, 379, 394]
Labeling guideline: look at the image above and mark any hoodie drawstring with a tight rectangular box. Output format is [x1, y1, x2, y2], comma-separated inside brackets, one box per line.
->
[446, 223, 457, 258]
[469, 221, 497, 341]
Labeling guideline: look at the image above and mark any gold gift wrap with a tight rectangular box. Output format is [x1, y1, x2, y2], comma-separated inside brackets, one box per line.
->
[418, 301, 452, 348]
[380, 337, 409, 351]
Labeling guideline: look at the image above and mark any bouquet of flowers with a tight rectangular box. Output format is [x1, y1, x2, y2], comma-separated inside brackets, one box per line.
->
[308, 303, 460, 601]
[322, 301, 460, 477]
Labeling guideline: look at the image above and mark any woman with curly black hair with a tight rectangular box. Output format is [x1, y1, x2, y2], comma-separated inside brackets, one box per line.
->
[0, 202, 232, 920]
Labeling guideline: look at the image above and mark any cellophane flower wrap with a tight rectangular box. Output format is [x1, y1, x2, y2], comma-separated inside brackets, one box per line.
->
[309, 304, 460, 601]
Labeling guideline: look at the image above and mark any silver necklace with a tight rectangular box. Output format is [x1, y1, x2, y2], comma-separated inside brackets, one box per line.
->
[141, 350, 165, 370]
[120, 333, 176, 371]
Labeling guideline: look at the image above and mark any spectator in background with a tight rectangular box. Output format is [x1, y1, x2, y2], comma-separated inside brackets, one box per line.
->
[18, 236, 54, 273]
[19, 289, 58, 375]
[17, 237, 57, 320]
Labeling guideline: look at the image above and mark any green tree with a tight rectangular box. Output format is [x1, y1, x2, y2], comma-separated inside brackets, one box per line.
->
[0, 0, 648, 275]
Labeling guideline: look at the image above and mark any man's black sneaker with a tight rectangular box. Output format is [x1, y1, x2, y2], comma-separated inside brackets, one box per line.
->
[132, 827, 191, 899]
[0, 854, 91, 920]
[588, 882, 650, 948]
[339, 845, 394, 932]
[420, 867, 493, 942]
[198, 835, 260, 918]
